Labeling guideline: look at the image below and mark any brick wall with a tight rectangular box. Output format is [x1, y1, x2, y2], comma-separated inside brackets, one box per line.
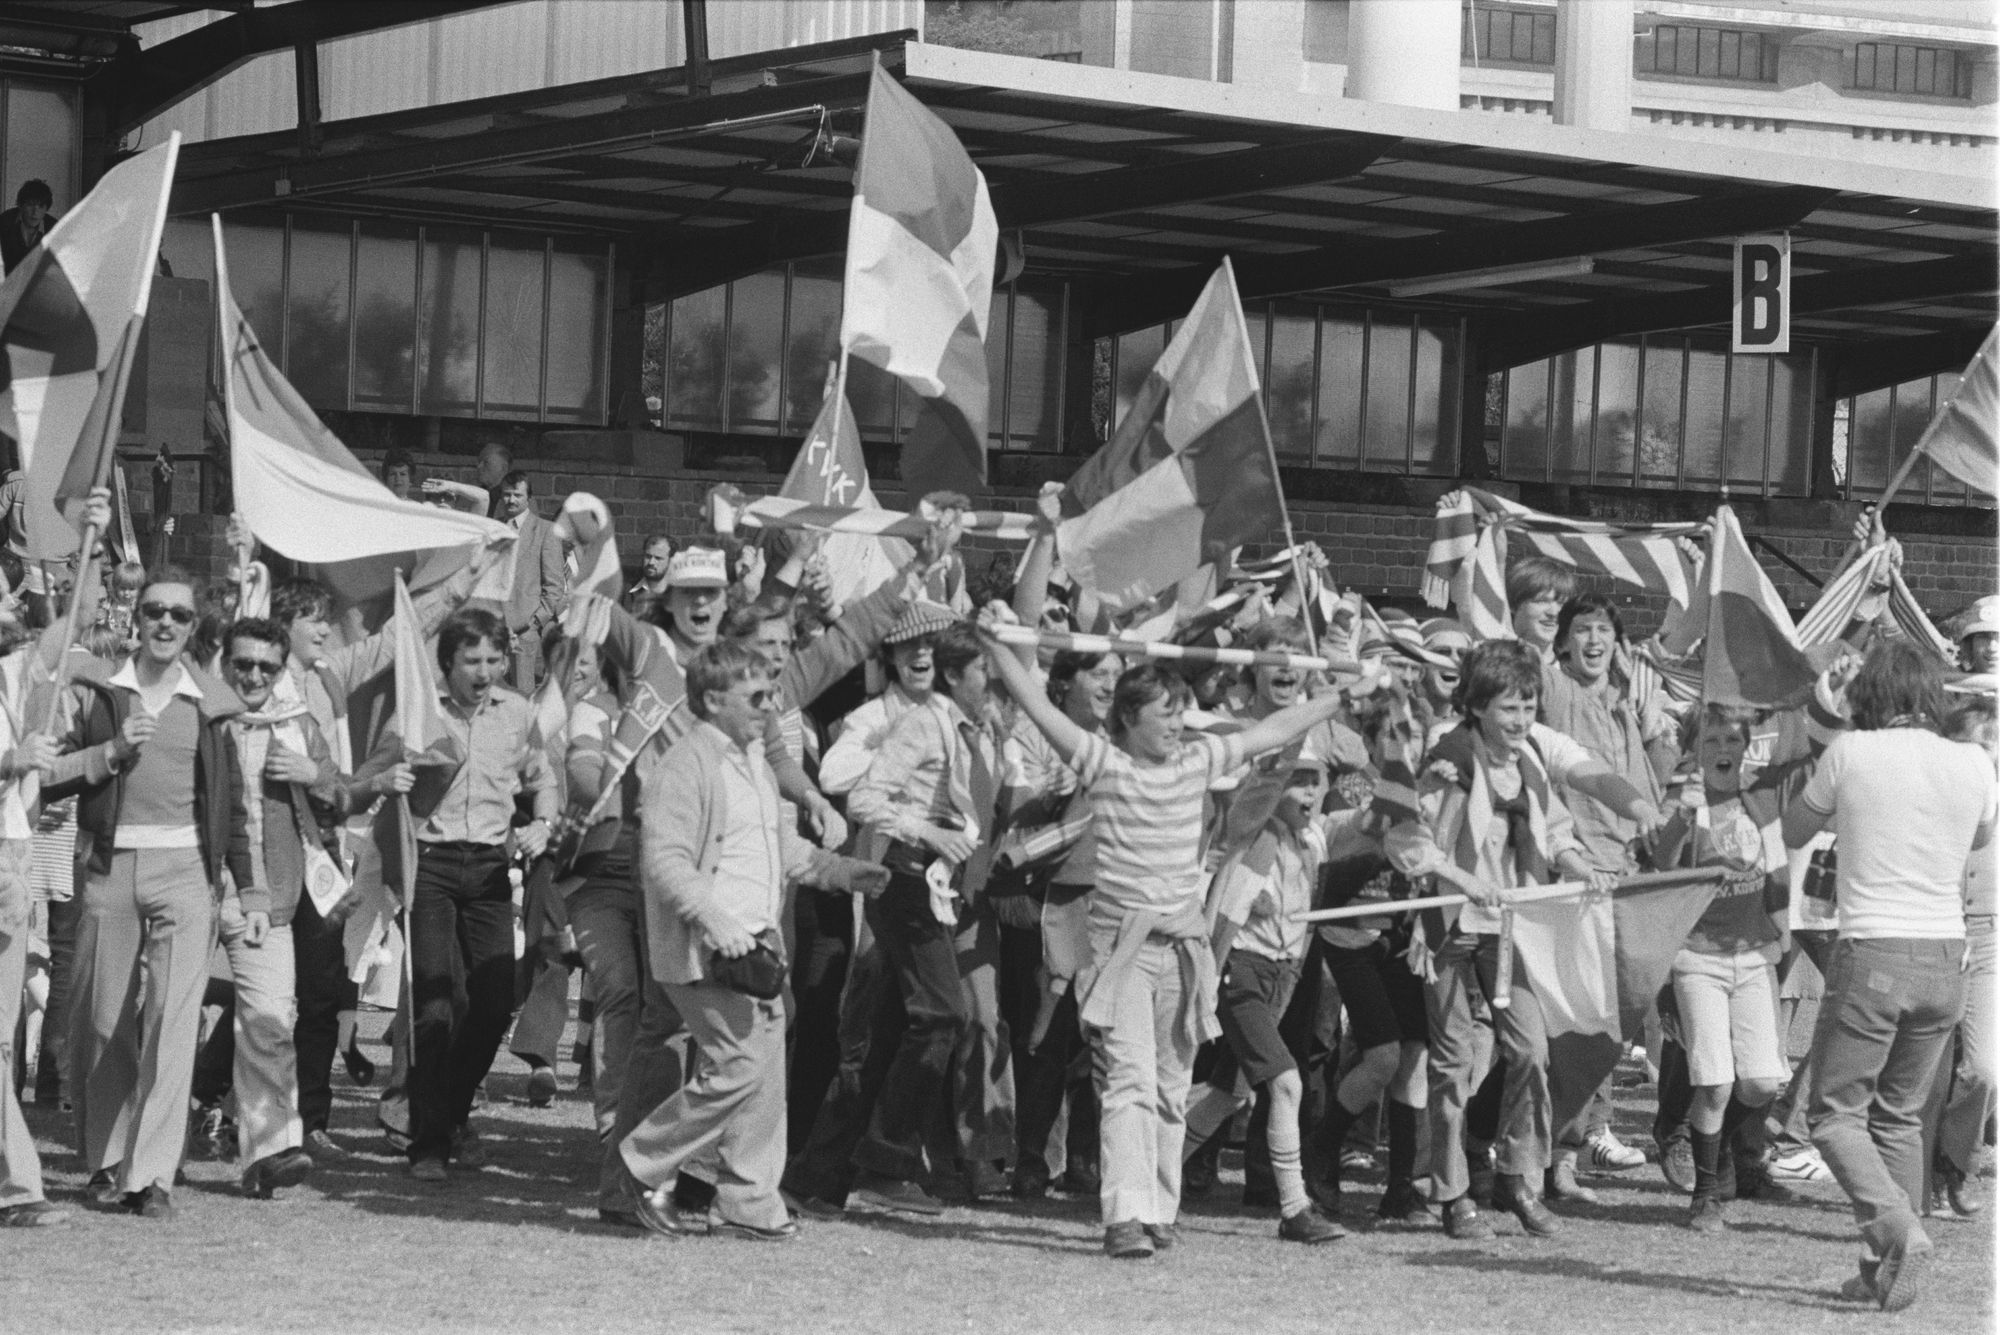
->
[137, 448, 1998, 639]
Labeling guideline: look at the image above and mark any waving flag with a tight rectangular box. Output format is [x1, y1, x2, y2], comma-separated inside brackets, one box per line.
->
[0, 137, 179, 560]
[1058, 260, 1286, 615]
[841, 62, 996, 498]
[776, 388, 908, 606]
[1794, 538, 1954, 661]
[1905, 328, 1998, 498]
[1512, 875, 1719, 1136]
[1662, 505, 1819, 708]
[1424, 487, 1699, 640]
[214, 218, 512, 615]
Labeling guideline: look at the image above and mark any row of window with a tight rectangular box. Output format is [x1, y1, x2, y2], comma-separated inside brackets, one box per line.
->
[1835, 372, 1976, 505]
[161, 214, 610, 423]
[0, 77, 77, 227]
[658, 261, 1064, 451]
[1464, 8, 1973, 97]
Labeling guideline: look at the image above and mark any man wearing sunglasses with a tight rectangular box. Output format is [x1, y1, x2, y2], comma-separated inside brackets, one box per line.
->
[46, 570, 257, 1220]
[210, 618, 367, 1200]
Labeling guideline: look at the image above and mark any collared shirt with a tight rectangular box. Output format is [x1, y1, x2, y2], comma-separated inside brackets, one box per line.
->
[848, 693, 997, 848]
[418, 687, 558, 845]
[108, 658, 204, 849]
[711, 724, 783, 933]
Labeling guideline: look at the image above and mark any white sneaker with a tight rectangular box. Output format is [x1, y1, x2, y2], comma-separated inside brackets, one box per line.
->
[1585, 1130, 1647, 1171]
[1768, 1148, 1834, 1183]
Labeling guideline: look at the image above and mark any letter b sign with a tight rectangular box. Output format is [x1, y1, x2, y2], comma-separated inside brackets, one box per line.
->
[1733, 235, 1790, 354]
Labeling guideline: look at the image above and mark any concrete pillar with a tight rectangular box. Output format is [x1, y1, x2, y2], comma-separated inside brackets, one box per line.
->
[1553, 0, 1633, 131]
[1344, 0, 1460, 110]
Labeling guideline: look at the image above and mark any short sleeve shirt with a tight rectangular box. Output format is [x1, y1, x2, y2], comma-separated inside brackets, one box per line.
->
[1073, 730, 1239, 913]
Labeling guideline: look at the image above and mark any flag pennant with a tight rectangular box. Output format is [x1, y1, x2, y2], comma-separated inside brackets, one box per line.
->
[841, 62, 996, 498]
[1513, 876, 1718, 1135]
[1058, 260, 1286, 616]
[214, 217, 512, 618]
[390, 571, 459, 770]
[1908, 328, 1998, 498]
[1662, 505, 1820, 708]
[1424, 488, 1700, 640]
[777, 387, 908, 606]
[0, 137, 179, 560]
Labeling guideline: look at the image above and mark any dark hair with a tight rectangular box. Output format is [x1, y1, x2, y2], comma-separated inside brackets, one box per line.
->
[15, 180, 51, 208]
[1244, 616, 1311, 655]
[1455, 640, 1542, 717]
[1505, 555, 1578, 610]
[1848, 639, 1946, 732]
[225, 616, 289, 659]
[436, 607, 507, 673]
[643, 532, 674, 554]
[685, 641, 769, 719]
[380, 447, 415, 480]
[1688, 701, 1762, 752]
[933, 623, 984, 689]
[500, 469, 530, 491]
[1948, 692, 1997, 742]
[1556, 594, 1625, 649]
[720, 595, 794, 643]
[1046, 648, 1115, 708]
[271, 577, 333, 627]
[1110, 663, 1191, 742]
[138, 565, 196, 607]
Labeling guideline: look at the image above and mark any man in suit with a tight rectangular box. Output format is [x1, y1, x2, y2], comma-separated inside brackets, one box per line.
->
[497, 470, 567, 690]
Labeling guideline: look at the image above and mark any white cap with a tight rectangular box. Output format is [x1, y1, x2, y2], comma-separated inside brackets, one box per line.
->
[665, 547, 728, 589]
[1962, 594, 2000, 641]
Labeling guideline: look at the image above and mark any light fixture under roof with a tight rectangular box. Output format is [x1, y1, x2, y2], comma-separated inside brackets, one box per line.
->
[1384, 256, 1598, 299]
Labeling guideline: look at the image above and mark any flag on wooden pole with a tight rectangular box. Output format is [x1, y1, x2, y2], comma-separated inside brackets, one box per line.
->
[1906, 327, 1997, 499]
[0, 136, 179, 561]
[1661, 505, 1820, 708]
[841, 62, 996, 498]
[776, 387, 907, 606]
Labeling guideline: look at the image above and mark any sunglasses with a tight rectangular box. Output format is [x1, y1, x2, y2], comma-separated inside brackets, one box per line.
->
[229, 657, 285, 677]
[140, 601, 195, 626]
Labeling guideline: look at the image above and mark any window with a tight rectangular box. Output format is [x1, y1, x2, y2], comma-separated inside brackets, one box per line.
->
[1636, 24, 1779, 83]
[1853, 43, 1969, 98]
[1492, 337, 1812, 496]
[1, 79, 78, 224]
[1463, 5, 1555, 67]
[660, 265, 1070, 451]
[1111, 305, 1464, 475]
[161, 213, 610, 423]
[1837, 372, 1976, 506]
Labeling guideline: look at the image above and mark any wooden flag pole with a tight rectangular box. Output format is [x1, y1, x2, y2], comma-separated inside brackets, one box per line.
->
[1291, 865, 1717, 924]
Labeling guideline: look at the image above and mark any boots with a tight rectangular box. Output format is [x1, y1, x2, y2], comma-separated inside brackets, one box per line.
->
[1376, 1100, 1427, 1223]
[1687, 1128, 1729, 1233]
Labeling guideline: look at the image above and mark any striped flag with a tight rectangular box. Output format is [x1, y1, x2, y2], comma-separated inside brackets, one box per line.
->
[1512, 875, 1719, 1136]
[712, 487, 1036, 544]
[777, 388, 908, 606]
[842, 62, 996, 498]
[1423, 488, 1699, 640]
[0, 136, 179, 561]
[1906, 328, 1997, 498]
[1661, 505, 1819, 708]
[214, 217, 513, 615]
[1794, 539, 1954, 661]
[1057, 260, 1286, 615]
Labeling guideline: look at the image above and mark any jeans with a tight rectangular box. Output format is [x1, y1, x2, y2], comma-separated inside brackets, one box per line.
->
[784, 927, 889, 1205]
[1087, 933, 1195, 1227]
[407, 842, 516, 1163]
[786, 881, 855, 1151]
[31, 895, 76, 1106]
[1425, 930, 1551, 1201]
[850, 872, 967, 1182]
[1936, 922, 1996, 1178]
[1809, 936, 1966, 1258]
[568, 872, 644, 1141]
[291, 892, 350, 1135]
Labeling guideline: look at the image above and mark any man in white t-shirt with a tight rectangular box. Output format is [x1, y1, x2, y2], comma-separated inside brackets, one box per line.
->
[1784, 641, 1997, 1313]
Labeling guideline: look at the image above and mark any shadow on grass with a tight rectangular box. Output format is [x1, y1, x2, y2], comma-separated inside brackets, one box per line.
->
[839, 1205, 1105, 1256]
[1403, 1249, 1846, 1310]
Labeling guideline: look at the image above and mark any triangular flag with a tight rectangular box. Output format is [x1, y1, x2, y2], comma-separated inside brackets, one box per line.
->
[841, 62, 996, 498]
[0, 137, 179, 560]
[1057, 260, 1285, 615]
[390, 571, 459, 770]
[777, 387, 907, 607]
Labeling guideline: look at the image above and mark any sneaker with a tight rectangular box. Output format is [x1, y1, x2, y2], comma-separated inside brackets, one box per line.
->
[1278, 1205, 1345, 1245]
[849, 1174, 945, 1217]
[525, 1065, 557, 1109]
[409, 1157, 448, 1183]
[305, 1129, 352, 1161]
[1875, 1229, 1933, 1313]
[1767, 1148, 1833, 1183]
[1585, 1129, 1646, 1171]
[1686, 1195, 1729, 1234]
[1103, 1220, 1153, 1259]
[1339, 1147, 1376, 1174]
[1657, 1135, 1697, 1194]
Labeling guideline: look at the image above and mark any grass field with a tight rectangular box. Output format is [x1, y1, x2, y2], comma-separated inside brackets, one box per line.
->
[4, 1021, 1992, 1335]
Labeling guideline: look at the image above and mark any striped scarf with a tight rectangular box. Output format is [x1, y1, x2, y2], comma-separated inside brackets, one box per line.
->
[1423, 488, 1700, 640]
[1793, 540, 1954, 662]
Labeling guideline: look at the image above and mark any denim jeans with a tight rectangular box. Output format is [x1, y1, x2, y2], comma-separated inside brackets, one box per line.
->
[1936, 922, 1996, 1177]
[407, 842, 515, 1162]
[1425, 930, 1551, 1200]
[1808, 936, 1966, 1258]
[851, 872, 968, 1181]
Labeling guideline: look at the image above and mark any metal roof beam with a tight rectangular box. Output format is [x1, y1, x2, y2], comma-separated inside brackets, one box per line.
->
[1086, 184, 1841, 336]
[1829, 329, 1993, 398]
[1491, 254, 1997, 369]
[91, 0, 507, 136]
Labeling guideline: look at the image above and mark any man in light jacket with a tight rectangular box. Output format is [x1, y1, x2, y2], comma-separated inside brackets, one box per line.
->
[608, 641, 886, 1240]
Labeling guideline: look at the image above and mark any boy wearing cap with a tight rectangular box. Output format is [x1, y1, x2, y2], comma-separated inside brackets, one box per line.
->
[1959, 595, 1999, 676]
[1184, 755, 1344, 1244]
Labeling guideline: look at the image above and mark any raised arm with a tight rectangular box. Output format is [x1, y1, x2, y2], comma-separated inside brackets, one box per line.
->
[977, 605, 1086, 766]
